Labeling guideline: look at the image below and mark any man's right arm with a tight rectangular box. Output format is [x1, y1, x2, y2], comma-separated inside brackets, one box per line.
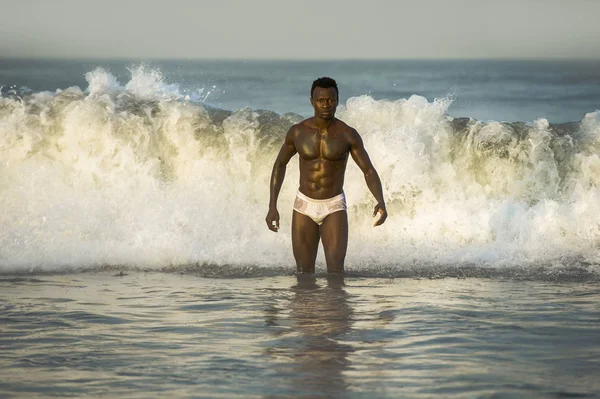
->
[265, 126, 297, 232]
[348, 127, 388, 226]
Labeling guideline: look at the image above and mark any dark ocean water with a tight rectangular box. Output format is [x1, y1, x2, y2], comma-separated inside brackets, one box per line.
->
[2, 59, 600, 122]
[1, 59, 600, 398]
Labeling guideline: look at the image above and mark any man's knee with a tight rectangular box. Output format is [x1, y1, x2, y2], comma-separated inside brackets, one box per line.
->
[321, 244, 343, 262]
[324, 249, 345, 272]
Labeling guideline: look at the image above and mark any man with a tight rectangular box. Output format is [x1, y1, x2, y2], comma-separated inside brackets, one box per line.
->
[265, 77, 387, 274]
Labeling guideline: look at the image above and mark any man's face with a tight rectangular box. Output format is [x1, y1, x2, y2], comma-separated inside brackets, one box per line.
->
[310, 87, 338, 120]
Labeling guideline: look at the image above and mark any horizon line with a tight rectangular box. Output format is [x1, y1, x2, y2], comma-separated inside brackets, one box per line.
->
[1, 56, 600, 62]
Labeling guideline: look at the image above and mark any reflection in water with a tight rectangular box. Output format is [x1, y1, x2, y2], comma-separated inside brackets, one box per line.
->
[265, 275, 354, 398]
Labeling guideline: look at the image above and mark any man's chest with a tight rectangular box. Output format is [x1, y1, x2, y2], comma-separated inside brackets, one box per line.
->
[295, 130, 350, 161]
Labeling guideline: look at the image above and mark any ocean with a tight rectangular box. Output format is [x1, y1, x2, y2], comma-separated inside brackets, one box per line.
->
[1, 59, 599, 398]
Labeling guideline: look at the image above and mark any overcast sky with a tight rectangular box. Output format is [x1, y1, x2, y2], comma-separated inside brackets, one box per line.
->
[1, 0, 598, 59]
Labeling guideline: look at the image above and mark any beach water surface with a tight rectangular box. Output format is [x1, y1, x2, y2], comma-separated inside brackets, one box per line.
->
[1, 272, 599, 398]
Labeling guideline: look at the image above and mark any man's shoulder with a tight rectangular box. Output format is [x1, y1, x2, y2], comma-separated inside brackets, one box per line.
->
[329, 119, 359, 141]
[297, 117, 315, 128]
[334, 119, 358, 134]
[334, 120, 362, 146]
[288, 118, 316, 135]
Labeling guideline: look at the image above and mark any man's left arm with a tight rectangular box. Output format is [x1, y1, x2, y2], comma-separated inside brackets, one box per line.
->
[348, 128, 388, 226]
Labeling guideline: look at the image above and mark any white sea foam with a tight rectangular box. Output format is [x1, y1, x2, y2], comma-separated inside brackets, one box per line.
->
[86, 68, 121, 97]
[1, 68, 600, 274]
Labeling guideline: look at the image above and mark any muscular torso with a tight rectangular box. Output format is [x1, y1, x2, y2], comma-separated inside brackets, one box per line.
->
[293, 118, 351, 199]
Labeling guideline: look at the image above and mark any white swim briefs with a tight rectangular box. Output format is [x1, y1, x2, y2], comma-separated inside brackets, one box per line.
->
[293, 190, 347, 225]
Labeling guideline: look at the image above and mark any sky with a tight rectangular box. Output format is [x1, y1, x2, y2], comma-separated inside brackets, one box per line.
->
[0, 0, 598, 59]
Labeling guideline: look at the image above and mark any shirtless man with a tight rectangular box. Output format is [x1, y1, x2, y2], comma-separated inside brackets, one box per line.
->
[265, 77, 387, 274]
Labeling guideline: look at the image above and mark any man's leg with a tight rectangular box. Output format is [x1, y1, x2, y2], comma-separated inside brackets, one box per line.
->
[292, 211, 320, 274]
[320, 210, 348, 273]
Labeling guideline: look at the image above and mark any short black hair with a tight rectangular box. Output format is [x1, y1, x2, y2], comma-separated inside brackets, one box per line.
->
[311, 77, 338, 98]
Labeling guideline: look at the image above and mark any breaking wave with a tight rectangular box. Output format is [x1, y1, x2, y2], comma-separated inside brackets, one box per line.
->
[2, 67, 600, 279]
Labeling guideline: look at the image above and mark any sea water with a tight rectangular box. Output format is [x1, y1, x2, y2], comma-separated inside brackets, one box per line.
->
[1, 273, 599, 398]
[1, 59, 599, 398]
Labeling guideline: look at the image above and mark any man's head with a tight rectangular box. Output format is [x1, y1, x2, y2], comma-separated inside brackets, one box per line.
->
[311, 77, 338, 99]
[310, 77, 339, 120]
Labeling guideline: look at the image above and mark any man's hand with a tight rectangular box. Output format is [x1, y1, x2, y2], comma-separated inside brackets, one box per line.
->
[373, 203, 387, 227]
[265, 208, 280, 232]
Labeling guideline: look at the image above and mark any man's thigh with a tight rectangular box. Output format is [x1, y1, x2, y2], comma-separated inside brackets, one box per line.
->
[319, 210, 348, 267]
[291, 211, 320, 272]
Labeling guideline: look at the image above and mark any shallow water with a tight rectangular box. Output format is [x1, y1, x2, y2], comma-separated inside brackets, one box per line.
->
[1, 272, 599, 398]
